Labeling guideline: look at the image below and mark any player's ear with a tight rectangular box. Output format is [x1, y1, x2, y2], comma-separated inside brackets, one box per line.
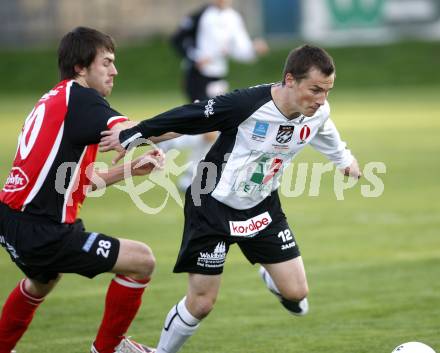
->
[284, 73, 296, 87]
[74, 64, 86, 77]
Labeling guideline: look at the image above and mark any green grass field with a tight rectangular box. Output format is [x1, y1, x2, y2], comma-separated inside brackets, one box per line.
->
[1, 86, 439, 353]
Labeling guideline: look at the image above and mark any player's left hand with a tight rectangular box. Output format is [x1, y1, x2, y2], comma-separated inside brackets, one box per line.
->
[99, 129, 123, 152]
[196, 57, 212, 70]
[99, 129, 127, 164]
[340, 158, 362, 179]
[131, 149, 165, 176]
[253, 38, 269, 56]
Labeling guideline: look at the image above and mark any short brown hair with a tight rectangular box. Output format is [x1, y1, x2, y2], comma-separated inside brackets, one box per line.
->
[58, 26, 115, 80]
[282, 45, 335, 84]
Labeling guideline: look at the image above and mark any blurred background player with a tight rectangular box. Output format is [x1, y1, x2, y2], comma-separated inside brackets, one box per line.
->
[158, 0, 269, 192]
[0, 27, 170, 353]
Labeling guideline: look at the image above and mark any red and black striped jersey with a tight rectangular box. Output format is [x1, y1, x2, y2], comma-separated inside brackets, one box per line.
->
[0, 80, 128, 223]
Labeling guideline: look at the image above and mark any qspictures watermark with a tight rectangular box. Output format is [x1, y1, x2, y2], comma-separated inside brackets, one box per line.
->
[52, 141, 386, 215]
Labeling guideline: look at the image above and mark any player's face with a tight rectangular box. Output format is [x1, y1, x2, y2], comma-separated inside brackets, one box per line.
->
[214, 0, 232, 8]
[287, 68, 335, 117]
[83, 49, 118, 97]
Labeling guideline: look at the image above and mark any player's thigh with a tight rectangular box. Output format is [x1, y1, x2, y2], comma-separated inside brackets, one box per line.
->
[111, 238, 155, 278]
[185, 68, 210, 102]
[49, 229, 120, 279]
[262, 257, 309, 299]
[1, 216, 120, 282]
[188, 273, 222, 298]
[238, 218, 300, 267]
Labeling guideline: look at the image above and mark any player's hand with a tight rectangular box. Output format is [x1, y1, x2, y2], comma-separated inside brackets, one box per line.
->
[196, 57, 212, 70]
[340, 158, 362, 179]
[100, 129, 126, 165]
[131, 149, 165, 176]
[99, 129, 124, 152]
[111, 150, 126, 165]
[253, 38, 269, 56]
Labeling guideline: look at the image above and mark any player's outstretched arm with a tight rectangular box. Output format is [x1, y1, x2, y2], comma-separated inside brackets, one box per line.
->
[100, 92, 248, 165]
[149, 132, 181, 143]
[99, 125, 179, 153]
[89, 149, 165, 191]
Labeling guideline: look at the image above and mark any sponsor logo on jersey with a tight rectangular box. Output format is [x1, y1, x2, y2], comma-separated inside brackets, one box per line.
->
[40, 88, 61, 101]
[250, 157, 283, 185]
[252, 121, 269, 141]
[232, 153, 286, 197]
[2, 167, 29, 192]
[298, 125, 311, 144]
[229, 212, 272, 237]
[197, 242, 226, 268]
[276, 125, 294, 144]
[204, 99, 215, 118]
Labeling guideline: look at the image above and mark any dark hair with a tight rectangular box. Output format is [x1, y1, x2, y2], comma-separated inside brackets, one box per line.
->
[58, 26, 115, 80]
[282, 44, 335, 84]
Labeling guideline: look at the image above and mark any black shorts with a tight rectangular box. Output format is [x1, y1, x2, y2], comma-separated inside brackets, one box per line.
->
[173, 190, 300, 275]
[0, 203, 120, 284]
[184, 67, 223, 102]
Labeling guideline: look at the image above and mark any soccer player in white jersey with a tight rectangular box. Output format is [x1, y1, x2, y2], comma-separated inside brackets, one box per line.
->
[161, 0, 269, 192]
[100, 44, 362, 353]
[0, 27, 173, 353]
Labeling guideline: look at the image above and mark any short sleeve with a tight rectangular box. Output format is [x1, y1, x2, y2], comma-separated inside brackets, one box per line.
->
[65, 84, 128, 146]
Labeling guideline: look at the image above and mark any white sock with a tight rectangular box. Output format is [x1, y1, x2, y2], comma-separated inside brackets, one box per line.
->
[259, 266, 281, 295]
[156, 297, 200, 353]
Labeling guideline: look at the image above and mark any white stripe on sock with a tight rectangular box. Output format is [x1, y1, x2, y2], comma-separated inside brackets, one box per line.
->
[114, 276, 148, 289]
[20, 279, 45, 304]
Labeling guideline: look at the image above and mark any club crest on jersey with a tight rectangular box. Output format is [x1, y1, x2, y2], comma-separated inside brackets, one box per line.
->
[276, 125, 294, 144]
[252, 121, 269, 141]
[2, 167, 29, 192]
[298, 125, 311, 144]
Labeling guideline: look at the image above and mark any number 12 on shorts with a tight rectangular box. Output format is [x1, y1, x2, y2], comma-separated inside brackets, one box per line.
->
[278, 229, 293, 243]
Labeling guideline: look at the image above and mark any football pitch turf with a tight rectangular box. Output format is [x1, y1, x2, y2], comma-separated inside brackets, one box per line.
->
[0, 87, 439, 352]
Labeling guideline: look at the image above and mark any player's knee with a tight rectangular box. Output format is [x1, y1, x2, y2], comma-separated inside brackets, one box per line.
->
[191, 295, 216, 319]
[132, 243, 156, 279]
[281, 284, 309, 302]
[26, 274, 62, 297]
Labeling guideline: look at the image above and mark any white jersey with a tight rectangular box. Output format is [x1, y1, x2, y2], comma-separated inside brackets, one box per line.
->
[196, 6, 255, 77]
[210, 99, 352, 209]
[171, 5, 256, 78]
[120, 84, 353, 210]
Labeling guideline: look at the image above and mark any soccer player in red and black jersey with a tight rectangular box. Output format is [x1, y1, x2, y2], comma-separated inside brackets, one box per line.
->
[0, 27, 167, 353]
